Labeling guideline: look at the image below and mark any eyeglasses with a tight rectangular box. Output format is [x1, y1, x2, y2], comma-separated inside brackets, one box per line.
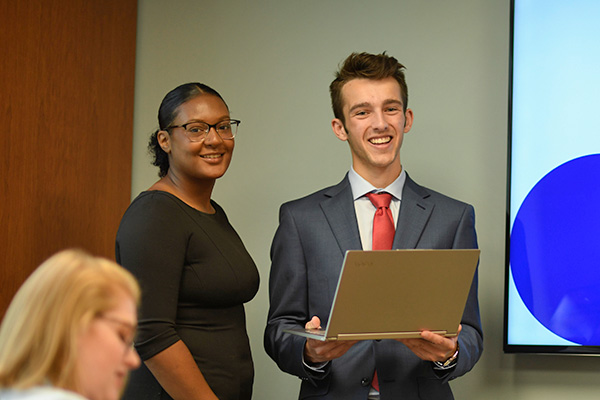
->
[167, 119, 240, 142]
[99, 315, 137, 355]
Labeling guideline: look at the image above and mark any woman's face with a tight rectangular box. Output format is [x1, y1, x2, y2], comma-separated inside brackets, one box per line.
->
[76, 289, 140, 400]
[160, 94, 235, 183]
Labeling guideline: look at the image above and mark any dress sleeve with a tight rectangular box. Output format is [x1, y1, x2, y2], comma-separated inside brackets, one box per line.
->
[116, 193, 189, 361]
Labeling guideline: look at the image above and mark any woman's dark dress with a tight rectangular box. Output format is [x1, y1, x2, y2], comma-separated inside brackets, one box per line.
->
[116, 191, 259, 400]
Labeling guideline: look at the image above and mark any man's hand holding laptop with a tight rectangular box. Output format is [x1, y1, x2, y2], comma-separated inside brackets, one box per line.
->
[303, 316, 358, 364]
[399, 324, 462, 366]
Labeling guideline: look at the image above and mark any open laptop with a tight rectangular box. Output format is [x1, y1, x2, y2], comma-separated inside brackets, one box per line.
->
[283, 249, 480, 341]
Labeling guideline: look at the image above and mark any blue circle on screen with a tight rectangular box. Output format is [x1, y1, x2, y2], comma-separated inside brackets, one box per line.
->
[511, 154, 600, 345]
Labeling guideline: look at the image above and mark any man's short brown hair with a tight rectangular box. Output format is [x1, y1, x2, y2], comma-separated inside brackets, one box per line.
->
[329, 52, 408, 124]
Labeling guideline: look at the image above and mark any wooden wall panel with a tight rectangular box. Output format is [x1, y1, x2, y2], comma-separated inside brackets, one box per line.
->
[0, 0, 137, 316]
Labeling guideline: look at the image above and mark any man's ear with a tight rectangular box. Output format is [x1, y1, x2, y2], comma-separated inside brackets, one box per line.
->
[403, 108, 414, 133]
[157, 130, 171, 153]
[331, 118, 348, 142]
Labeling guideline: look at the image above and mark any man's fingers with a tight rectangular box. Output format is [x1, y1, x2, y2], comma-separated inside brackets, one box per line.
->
[305, 316, 322, 330]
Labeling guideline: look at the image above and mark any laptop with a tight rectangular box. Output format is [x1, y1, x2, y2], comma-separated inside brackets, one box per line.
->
[283, 249, 480, 341]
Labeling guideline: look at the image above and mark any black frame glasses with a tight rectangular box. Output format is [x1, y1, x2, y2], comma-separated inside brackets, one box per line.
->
[167, 119, 240, 142]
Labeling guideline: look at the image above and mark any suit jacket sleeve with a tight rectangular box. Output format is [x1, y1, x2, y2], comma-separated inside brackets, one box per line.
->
[445, 203, 483, 381]
[264, 201, 325, 381]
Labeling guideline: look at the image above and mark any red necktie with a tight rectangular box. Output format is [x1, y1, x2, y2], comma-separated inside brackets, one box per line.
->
[366, 192, 395, 250]
[365, 192, 395, 392]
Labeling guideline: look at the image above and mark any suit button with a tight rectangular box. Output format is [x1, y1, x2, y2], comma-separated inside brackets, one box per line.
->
[361, 377, 370, 387]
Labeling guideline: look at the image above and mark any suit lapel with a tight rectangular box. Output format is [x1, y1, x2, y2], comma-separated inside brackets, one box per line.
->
[318, 174, 433, 251]
[320, 175, 363, 253]
[394, 174, 434, 249]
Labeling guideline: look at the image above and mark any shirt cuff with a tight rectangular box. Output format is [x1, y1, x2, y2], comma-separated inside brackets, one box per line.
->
[302, 353, 329, 373]
[433, 343, 459, 370]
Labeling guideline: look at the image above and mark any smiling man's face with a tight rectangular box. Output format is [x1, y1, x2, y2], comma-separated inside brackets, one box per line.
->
[332, 77, 413, 186]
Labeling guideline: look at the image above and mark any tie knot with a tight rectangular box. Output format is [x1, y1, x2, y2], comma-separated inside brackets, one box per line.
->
[366, 192, 392, 209]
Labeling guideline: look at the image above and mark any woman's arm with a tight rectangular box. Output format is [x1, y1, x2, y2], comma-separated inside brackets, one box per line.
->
[117, 194, 217, 398]
[145, 340, 218, 400]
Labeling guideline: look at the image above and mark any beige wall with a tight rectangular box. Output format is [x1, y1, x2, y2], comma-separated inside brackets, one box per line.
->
[132, 1, 600, 399]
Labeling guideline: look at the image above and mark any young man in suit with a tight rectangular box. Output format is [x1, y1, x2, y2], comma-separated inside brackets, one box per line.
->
[264, 52, 483, 400]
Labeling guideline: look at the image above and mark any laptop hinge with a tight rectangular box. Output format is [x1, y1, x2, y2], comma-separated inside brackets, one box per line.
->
[336, 330, 451, 340]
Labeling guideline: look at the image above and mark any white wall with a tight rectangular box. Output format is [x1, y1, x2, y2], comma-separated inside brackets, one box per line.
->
[132, 1, 600, 398]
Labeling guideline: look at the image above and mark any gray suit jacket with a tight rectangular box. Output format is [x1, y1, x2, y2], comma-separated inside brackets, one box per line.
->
[264, 173, 483, 400]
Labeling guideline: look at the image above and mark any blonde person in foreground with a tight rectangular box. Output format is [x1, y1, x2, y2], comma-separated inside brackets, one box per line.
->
[0, 249, 141, 400]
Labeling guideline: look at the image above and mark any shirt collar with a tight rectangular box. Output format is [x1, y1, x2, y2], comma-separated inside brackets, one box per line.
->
[348, 166, 406, 201]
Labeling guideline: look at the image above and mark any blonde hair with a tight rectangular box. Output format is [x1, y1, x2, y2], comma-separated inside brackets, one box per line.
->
[0, 249, 140, 391]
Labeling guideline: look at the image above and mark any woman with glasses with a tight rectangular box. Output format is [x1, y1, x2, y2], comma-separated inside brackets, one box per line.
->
[116, 83, 259, 400]
[0, 249, 141, 400]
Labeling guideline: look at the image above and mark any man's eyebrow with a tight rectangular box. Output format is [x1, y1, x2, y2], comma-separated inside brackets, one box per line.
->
[348, 99, 403, 114]
[348, 102, 371, 113]
[383, 99, 403, 107]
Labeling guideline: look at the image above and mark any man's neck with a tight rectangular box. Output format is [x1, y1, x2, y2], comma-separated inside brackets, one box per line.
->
[353, 164, 402, 189]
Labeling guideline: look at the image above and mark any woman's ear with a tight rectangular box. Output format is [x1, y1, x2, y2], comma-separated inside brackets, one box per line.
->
[157, 130, 171, 154]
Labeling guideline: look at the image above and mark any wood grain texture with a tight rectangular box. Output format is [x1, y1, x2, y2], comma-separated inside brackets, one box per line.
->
[0, 0, 137, 316]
